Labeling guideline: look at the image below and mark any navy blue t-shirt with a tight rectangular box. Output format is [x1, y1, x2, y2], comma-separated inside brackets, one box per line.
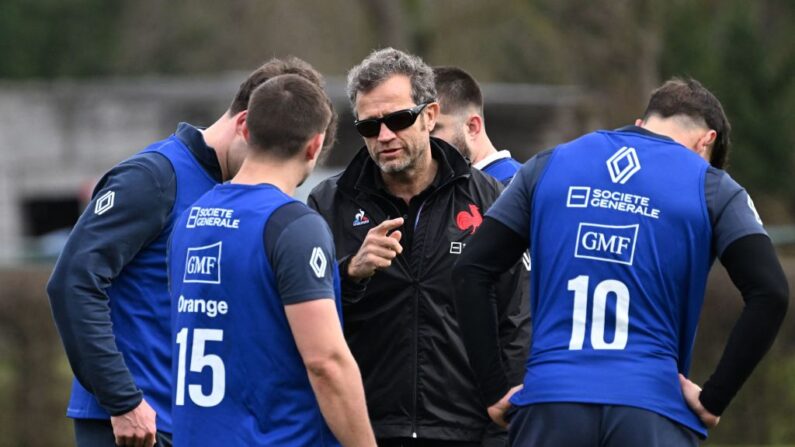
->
[265, 202, 341, 304]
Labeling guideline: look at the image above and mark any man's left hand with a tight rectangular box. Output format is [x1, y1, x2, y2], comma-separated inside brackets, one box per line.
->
[679, 373, 720, 428]
[110, 398, 157, 447]
[487, 384, 523, 428]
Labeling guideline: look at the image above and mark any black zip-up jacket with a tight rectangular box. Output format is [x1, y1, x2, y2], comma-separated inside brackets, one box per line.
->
[308, 138, 529, 441]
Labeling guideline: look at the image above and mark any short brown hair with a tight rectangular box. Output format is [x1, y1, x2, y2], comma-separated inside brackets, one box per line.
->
[642, 77, 731, 168]
[433, 66, 484, 115]
[246, 74, 333, 160]
[230, 57, 337, 152]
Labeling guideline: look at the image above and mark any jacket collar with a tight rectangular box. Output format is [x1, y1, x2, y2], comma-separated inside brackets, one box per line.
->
[336, 137, 471, 195]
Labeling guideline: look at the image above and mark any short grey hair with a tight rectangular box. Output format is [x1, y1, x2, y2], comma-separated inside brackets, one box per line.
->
[346, 48, 437, 115]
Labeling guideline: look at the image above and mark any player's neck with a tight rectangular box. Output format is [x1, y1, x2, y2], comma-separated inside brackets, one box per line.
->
[469, 135, 498, 166]
[638, 116, 701, 153]
[231, 155, 304, 196]
[201, 113, 238, 181]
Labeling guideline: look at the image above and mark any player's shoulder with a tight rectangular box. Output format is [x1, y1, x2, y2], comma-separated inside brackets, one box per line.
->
[705, 165, 740, 188]
[513, 148, 555, 184]
[704, 165, 746, 206]
[265, 201, 335, 263]
[272, 201, 324, 225]
[267, 202, 330, 243]
[97, 151, 174, 194]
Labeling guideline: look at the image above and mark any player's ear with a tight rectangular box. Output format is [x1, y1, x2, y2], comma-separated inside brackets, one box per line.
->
[305, 132, 325, 162]
[634, 118, 644, 126]
[696, 129, 717, 161]
[466, 114, 483, 138]
[241, 119, 251, 144]
[234, 110, 248, 135]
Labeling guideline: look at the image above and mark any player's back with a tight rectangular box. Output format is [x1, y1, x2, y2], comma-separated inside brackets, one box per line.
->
[168, 183, 341, 447]
[513, 129, 712, 436]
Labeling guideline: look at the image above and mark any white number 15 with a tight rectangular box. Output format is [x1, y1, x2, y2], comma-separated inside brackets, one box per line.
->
[175, 328, 226, 407]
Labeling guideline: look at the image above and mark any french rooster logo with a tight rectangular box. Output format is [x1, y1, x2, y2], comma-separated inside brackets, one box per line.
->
[456, 204, 483, 234]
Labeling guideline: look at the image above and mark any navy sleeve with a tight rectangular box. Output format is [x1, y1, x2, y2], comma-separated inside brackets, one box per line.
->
[47, 152, 175, 416]
[485, 149, 554, 241]
[705, 167, 768, 256]
[265, 202, 337, 304]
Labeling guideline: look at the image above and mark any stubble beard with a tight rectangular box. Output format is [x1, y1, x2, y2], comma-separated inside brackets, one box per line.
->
[377, 152, 414, 174]
[450, 131, 471, 162]
[374, 117, 428, 174]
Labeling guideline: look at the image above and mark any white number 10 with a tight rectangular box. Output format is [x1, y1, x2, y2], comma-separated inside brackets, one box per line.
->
[567, 275, 629, 350]
[176, 328, 226, 407]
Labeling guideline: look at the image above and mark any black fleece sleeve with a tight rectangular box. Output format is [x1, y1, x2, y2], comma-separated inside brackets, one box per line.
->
[47, 152, 175, 415]
[305, 192, 369, 304]
[453, 217, 529, 406]
[335, 255, 370, 304]
[699, 234, 789, 415]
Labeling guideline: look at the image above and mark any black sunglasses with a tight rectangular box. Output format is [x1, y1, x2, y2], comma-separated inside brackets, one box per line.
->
[354, 103, 430, 138]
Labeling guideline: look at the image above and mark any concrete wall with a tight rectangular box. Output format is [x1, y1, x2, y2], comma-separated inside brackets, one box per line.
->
[0, 75, 586, 261]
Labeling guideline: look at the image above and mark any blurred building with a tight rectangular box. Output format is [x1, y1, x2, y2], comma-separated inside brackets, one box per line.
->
[0, 74, 587, 262]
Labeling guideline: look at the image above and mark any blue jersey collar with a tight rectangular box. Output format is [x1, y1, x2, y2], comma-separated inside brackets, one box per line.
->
[175, 122, 223, 182]
[616, 125, 676, 143]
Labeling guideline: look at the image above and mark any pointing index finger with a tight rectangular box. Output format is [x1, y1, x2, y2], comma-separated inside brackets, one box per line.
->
[373, 217, 404, 235]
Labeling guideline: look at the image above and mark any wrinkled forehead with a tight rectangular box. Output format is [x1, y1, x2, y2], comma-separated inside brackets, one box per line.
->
[354, 75, 415, 119]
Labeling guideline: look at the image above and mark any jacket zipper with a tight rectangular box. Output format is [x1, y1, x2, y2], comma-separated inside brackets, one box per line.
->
[347, 179, 463, 439]
[411, 198, 430, 439]
[412, 280, 419, 439]
[363, 195, 419, 438]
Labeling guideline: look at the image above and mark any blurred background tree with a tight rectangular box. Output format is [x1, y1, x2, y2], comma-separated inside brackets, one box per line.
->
[659, 0, 795, 221]
[0, 0, 123, 78]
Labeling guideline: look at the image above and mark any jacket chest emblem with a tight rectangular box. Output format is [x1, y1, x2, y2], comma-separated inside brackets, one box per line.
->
[353, 208, 371, 227]
[455, 204, 482, 234]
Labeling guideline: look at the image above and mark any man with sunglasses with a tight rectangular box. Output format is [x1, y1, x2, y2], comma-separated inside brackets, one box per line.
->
[431, 66, 522, 186]
[308, 48, 529, 447]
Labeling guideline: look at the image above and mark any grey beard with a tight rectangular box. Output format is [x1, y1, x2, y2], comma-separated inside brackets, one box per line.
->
[378, 157, 413, 174]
